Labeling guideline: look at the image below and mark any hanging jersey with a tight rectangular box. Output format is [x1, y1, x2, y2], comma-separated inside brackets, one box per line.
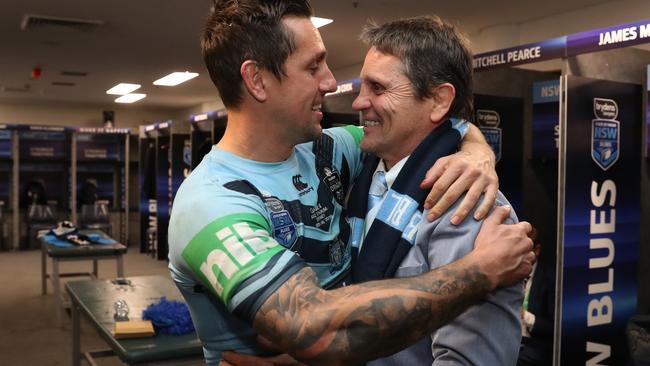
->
[168, 126, 364, 364]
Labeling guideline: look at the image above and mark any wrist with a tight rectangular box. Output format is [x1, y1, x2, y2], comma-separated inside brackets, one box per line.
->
[464, 251, 498, 292]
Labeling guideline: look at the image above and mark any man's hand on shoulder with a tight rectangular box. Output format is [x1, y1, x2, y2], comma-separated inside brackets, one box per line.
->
[421, 141, 498, 225]
[470, 205, 534, 289]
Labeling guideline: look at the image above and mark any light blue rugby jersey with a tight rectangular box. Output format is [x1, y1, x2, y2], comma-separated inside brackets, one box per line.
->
[168, 126, 364, 364]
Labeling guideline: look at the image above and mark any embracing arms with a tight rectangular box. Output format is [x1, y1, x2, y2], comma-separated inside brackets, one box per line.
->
[250, 206, 532, 366]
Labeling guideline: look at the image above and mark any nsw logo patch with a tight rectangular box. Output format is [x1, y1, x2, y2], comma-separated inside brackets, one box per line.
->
[270, 210, 297, 248]
[591, 119, 619, 171]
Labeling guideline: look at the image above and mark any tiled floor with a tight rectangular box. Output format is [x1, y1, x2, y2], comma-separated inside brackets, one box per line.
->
[0, 247, 181, 366]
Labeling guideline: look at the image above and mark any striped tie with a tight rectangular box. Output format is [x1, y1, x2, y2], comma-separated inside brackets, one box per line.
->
[367, 170, 388, 213]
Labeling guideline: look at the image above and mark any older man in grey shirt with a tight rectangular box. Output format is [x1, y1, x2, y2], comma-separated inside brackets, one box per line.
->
[350, 15, 522, 366]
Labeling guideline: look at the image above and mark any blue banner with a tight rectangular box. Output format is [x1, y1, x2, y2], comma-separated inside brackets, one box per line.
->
[0, 130, 12, 159]
[19, 131, 68, 160]
[76, 133, 122, 161]
[190, 109, 227, 123]
[473, 18, 650, 71]
[325, 78, 361, 97]
[567, 19, 650, 56]
[144, 120, 171, 132]
[473, 37, 566, 71]
[560, 76, 641, 365]
[532, 80, 560, 159]
[76, 127, 130, 134]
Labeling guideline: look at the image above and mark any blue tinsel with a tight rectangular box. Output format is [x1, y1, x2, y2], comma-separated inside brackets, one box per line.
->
[142, 297, 195, 335]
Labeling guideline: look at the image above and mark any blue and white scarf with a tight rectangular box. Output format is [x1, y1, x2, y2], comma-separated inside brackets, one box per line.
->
[348, 119, 466, 283]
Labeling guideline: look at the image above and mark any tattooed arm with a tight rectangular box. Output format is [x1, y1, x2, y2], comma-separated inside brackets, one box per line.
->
[255, 258, 486, 365]
[252, 206, 533, 366]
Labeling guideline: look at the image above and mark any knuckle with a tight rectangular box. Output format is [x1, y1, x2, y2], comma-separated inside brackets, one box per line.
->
[486, 189, 498, 199]
[439, 195, 455, 208]
[466, 167, 481, 177]
[465, 190, 481, 203]
[431, 158, 446, 169]
[430, 183, 447, 196]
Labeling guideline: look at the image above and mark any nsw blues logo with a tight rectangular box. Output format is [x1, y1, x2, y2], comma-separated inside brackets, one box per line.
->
[591, 119, 619, 171]
[270, 210, 297, 248]
[591, 98, 620, 171]
[479, 127, 502, 163]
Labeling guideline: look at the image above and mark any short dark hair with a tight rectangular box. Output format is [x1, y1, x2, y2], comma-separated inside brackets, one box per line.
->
[202, 0, 313, 108]
[360, 16, 474, 120]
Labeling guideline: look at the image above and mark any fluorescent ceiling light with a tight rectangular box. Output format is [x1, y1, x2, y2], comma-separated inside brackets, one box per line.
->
[106, 83, 141, 95]
[311, 16, 333, 28]
[114, 93, 146, 103]
[153, 71, 199, 86]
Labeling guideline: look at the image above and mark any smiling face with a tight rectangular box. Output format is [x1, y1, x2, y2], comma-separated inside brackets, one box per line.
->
[265, 16, 337, 145]
[352, 47, 437, 168]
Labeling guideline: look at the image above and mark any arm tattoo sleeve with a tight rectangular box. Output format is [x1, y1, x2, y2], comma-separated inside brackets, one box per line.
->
[253, 256, 491, 366]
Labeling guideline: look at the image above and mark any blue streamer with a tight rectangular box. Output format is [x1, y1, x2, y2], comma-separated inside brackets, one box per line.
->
[142, 297, 195, 335]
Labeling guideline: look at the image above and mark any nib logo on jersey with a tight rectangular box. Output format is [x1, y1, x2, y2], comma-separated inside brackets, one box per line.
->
[592, 98, 620, 171]
[292, 174, 313, 196]
[476, 109, 502, 163]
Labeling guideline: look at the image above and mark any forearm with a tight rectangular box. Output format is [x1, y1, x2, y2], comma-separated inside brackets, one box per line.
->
[253, 254, 491, 366]
[460, 124, 495, 166]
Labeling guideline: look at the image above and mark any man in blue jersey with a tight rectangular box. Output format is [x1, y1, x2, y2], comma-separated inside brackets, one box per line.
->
[168, 1, 534, 365]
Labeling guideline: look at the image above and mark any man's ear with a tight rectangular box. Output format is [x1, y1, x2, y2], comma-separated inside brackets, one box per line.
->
[429, 83, 455, 123]
[241, 60, 266, 102]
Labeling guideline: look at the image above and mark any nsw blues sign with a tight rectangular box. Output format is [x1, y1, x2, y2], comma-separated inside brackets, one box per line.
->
[558, 76, 641, 366]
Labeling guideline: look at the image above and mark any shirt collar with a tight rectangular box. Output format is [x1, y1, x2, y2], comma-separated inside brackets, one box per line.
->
[374, 155, 410, 190]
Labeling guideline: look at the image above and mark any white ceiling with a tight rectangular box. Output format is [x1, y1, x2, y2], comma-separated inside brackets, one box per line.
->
[0, 0, 646, 109]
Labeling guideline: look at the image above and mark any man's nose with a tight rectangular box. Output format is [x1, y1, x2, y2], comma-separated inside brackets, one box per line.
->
[352, 87, 370, 111]
[320, 64, 337, 93]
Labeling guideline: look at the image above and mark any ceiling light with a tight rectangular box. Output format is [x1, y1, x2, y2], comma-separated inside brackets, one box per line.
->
[153, 71, 199, 86]
[311, 17, 333, 28]
[114, 93, 146, 103]
[106, 83, 141, 95]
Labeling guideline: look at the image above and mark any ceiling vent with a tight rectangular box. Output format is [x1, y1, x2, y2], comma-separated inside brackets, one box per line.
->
[52, 81, 76, 87]
[1, 86, 31, 93]
[61, 71, 88, 77]
[21, 14, 104, 32]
